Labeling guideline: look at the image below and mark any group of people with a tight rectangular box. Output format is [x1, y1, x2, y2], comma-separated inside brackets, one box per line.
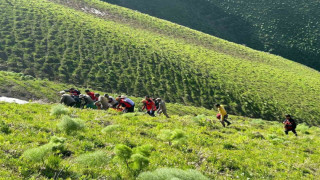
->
[60, 88, 297, 136]
[59, 88, 169, 118]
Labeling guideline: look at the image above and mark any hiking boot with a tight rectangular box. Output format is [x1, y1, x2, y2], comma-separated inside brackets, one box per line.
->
[227, 122, 232, 126]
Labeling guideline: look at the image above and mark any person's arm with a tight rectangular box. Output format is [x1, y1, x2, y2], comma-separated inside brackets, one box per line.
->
[142, 104, 146, 111]
[60, 95, 65, 104]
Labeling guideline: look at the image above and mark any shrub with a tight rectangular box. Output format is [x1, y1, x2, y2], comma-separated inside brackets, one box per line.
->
[223, 143, 238, 150]
[22, 136, 66, 163]
[114, 144, 153, 175]
[101, 124, 121, 134]
[50, 104, 70, 117]
[57, 116, 85, 134]
[75, 151, 110, 167]
[137, 168, 209, 180]
[0, 121, 11, 134]
[158, 129, 187, 146]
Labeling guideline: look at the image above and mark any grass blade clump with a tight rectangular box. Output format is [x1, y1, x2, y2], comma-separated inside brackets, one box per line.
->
[101, 124, 121, 134]
[0, 121, 11, 134]
[75, 151, 110, 167]
[158, 129, 187, 146]
[137, 168, 209, 180]
[57, 116, 85, 134]
[22, 136, 66, 163]
[50, 104, 70, 117]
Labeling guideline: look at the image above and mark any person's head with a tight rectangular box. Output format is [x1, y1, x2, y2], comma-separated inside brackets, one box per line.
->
[116, 97, 121, 102]
[70, 88, 75, 91]
[104, 94, 109, 98]
[145, 95, 150, 100]
[85, 90, 90, 94]
[215, 104, 220, 108]
[95, 93, 100, 97]
[120, 95, 126, 99]
[156, 98, 161, 102]
[285, 114, 291, 119]
[141, 99, 147, 104]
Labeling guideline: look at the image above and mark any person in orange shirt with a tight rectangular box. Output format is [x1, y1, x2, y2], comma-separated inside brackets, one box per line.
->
[215, 104, 231, 127]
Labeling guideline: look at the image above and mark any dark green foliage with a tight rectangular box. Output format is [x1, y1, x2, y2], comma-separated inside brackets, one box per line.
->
[103, 0, 320, 70]
[0, 121, 11, 134]
[137, 168, 209, 180]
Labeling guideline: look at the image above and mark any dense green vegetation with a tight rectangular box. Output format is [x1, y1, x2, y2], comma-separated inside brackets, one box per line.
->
[1, 0, 320, 125]
[103, 0, 320, 70]
[0, 102, 319, 179]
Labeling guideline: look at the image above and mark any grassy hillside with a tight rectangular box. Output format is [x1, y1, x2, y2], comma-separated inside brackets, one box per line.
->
[1, 0, 320, 125]
[0, 102, 319, 179]
[103, 0, 320, 70]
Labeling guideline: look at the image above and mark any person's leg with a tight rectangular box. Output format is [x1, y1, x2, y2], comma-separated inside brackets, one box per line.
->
[163, 110, 170, 118]
[292, 129, 298, 136]
[224, 115, 231, 126]
[285, 130, 289, 135]
[150, 111, 155, 117]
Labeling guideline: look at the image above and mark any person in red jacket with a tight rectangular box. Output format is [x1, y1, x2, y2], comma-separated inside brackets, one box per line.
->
[141, 95, 156, 117]
[85, 89, 97, 101]
[116, 96, 135, 113]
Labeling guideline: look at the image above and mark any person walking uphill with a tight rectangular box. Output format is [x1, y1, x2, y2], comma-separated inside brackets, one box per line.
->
[283, 114, 298, 136]
[116, 95, 135, 113]
[215, 104, 231, 127]
[79, 94, 97, 109]
[95, 93, 109, 110]
[156, 98, 170, 118]
[60, 91, 76, 107]
[85, 90, 97, 101]
[141, 96, 157, 117]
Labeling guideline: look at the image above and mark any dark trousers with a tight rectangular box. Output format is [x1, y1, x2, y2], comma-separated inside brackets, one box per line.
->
[285, 128, 297, 136]
[147, 110, 155, 117]
[221, 114, 231, 127]
[127, 105, 135, 113]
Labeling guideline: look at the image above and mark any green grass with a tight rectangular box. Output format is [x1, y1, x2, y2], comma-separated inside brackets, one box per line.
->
[0, 102, 319, 179]
[1, 0, 320, 125]
[102, 0, 320, 70]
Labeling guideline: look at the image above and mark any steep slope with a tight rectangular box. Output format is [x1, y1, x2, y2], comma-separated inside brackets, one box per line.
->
[102, 0, 320, 70]
[1, 0, 320, 125]
[0, 102, 319, 179]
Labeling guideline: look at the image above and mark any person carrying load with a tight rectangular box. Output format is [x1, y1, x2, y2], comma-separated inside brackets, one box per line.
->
[95, 93, 109, 110]
[59, 91, 76, 107]
[283, 114, 298, 136]
[156, 98, 169, 118]
[116, 95, 135, 113]
[141, 95, 157, 117]
[79, 94, 97, 109]
[85, 90, 97, 101]
[215, 104, 231, 127]
[105, 94, 119, 109]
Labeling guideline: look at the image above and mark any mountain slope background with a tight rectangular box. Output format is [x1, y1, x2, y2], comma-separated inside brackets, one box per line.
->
[1, 0, 320, 125]
[103, 0, 320, 70]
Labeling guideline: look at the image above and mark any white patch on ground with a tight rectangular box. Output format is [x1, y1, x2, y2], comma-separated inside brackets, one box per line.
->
[91, 8, 105, 16]
[0, 96, 28, 104]
[81, 6, 105, 16]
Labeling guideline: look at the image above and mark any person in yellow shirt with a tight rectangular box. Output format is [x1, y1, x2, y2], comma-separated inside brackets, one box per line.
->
[215, 104, 231, 127]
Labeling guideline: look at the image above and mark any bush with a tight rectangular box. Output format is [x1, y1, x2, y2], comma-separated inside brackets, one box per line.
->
[57, 116, 85, 134]
[158, 129, 187, 146]
[0, 121, 11, 134]
[75, 151, 110, 167]
[22, 136, 66, 163]
[50, 104, 70, 117]
[137, 168, 209, 180]
[101, 125, 121, 134]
